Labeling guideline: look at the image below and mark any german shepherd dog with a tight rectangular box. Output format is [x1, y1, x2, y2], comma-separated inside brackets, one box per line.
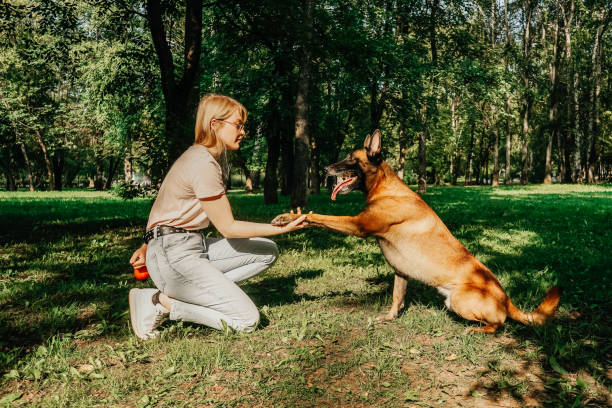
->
[272, 130, 560, 333]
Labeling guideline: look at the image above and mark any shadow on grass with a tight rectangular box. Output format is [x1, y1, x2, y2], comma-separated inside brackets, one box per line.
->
[0, 218, 145, 244]
[466, 318, 612, 407]
[244, 268, 325, 307]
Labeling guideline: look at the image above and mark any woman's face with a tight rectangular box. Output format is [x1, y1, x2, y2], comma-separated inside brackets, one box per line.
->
[212, 110, 245, 151]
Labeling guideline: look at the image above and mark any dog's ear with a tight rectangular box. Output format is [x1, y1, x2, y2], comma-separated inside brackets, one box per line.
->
[363, 133, 371, 149]
[366, 129, 382, 161]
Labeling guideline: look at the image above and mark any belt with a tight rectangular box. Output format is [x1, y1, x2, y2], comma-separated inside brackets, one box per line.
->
[144, 226, 195, 244]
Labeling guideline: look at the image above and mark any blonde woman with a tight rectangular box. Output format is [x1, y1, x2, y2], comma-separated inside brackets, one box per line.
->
[128, 94, 306, 340]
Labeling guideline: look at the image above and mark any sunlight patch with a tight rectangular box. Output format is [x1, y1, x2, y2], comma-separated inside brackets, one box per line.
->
[477, 229, 541, 258]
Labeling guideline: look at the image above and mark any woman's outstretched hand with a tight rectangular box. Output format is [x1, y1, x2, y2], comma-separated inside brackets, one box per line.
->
[272, 207, 311, 231]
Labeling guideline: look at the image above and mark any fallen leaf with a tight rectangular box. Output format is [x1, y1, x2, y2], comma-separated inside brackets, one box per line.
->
[78, 364, 94, 372]
[445, 354, 457, 361]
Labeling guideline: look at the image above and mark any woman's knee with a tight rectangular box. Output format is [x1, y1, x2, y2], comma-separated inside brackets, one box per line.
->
[234, 307, 260, 333]
[258, 238, 279, 266]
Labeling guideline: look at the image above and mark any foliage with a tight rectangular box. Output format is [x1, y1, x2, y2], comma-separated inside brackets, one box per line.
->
[110, 180, 158, 200]
[0, 0, 611, 193]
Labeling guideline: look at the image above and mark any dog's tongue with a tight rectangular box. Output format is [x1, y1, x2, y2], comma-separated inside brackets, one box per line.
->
[331, 177, 355, 201]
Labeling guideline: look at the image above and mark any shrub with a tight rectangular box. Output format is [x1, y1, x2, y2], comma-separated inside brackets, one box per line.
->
[110, 181, 157, 200]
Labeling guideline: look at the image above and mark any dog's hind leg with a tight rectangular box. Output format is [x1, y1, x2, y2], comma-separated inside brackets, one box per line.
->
[377, 273, 407, 322]
[469, 323, 501, 334]
[448, 284, 507, 334]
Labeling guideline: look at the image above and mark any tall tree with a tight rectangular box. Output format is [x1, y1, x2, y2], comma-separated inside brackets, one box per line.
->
[544, 6, 561, 184]
[586, 7, 609, 183]
[146, 0, 202, 174]
[519, 0, 536, 185]
[291, 0, 314, 208]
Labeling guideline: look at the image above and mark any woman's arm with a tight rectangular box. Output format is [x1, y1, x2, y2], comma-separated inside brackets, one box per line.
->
[199, 194, 306, 238]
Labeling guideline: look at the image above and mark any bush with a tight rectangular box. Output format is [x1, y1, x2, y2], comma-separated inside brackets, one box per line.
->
[110, 181, 157, 200]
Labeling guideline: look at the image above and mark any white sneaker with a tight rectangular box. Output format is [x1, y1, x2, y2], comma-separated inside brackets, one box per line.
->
[129, 289, 169, 340]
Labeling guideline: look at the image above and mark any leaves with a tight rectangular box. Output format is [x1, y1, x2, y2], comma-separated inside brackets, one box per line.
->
[549, 356, 568, 376]
[0, 392, 23, 404]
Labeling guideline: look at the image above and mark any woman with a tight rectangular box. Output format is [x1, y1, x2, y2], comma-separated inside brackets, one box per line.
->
[129, 94, 306, 340]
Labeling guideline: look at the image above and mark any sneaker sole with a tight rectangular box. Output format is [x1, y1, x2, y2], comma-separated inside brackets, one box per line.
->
[129, 289, 147, 340]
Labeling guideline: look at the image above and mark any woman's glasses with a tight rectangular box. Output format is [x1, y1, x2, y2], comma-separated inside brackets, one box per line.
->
[216, 120, 245, 131]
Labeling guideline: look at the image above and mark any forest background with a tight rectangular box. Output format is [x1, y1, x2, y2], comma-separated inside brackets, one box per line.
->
[1, 0, 610, 207]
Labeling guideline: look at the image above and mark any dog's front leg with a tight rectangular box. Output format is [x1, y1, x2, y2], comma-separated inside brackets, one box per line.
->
[272, 212, 367, 237]
[377, 273, 407, 322]
[303, 214, 367, 237]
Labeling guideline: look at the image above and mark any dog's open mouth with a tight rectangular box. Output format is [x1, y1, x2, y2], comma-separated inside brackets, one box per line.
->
[331, 175, 358, 201]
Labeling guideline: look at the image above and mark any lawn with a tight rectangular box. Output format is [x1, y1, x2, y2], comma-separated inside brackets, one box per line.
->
[0, 185, 611, 407]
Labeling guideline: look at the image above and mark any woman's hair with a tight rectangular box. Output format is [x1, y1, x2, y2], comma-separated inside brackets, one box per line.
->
[194, 94, 247, 157]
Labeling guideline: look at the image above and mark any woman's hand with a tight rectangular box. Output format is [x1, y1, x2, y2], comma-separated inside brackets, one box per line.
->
[130, 244, 147, 268]
[271, 207, 311, 231]
[200, 195, 310, 238]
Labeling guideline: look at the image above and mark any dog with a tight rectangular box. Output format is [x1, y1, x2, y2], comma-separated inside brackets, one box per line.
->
[272, 130, 560, 333]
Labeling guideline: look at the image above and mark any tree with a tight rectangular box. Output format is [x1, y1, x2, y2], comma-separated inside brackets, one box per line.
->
[146, 0, 202, 175]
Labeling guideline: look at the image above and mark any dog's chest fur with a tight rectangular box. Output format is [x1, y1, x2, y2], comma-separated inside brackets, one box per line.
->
[376, 235, 441, 287]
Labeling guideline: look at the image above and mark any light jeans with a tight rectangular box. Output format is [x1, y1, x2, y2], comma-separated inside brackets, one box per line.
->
[145, 231, 278, 332]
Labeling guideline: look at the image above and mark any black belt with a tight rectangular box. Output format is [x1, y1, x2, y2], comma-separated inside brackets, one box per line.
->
[144, 226, 196, 244]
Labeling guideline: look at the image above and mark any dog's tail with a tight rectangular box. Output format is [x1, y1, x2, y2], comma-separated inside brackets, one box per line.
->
[506, 286, 561, 326]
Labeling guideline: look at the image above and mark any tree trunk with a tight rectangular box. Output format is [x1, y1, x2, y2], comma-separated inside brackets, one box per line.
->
[279, 65, 296, 196]
[586, 9, 608, 183]
[35, 129, 54, 190]
[475, 119, 486, 185]
[397, 130, 407, 181]
[489, 0, 499, 187]
[450, 95, 460, 185]
[264, 102, 281, 204]
[492, 124, 500, 186]
[572, 70, 582, 182]
[104, 156, 118, 190]
[19, 143, 34, 191]
[484, 136, 491, 185]
[124, 145, 133, 183]
[544, 15, 560, 184]
[520, 125, 529, 185]
[504, 0, 512, 185]
[94, 163, 104, 191]
[520, 0, 534, 186]
[146, 0, 202, 174]
[251, 170, 261, 190]
[452, 152, 461, 185]
[52, 149, 64, 191]
[417, 123, 427, 193]
[310, 137, 320, 194]
[291, 0, 313, 208]
[0, 149, 17, 191]
[417, 0, 439, 194]
[465, 121, 476, 186]
[236, 157, 252, 193]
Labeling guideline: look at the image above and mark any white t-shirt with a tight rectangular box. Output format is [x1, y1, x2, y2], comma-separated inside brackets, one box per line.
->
[146, 145, 224, 231]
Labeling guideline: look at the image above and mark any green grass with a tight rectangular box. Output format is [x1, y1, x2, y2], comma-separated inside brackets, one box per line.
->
[0, 185, 611, 407]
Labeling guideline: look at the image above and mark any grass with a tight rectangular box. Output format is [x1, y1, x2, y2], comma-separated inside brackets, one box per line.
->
[0, 185, 611, 407]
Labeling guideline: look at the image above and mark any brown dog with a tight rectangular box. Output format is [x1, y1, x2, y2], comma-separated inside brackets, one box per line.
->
[272, 130, 560, 333]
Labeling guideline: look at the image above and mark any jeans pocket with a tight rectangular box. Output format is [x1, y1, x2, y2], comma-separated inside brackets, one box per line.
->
[162, 232, 203, 266]
[162, 233, 190, 249]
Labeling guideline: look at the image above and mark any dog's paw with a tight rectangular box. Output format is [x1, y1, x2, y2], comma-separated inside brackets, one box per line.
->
[375, 312, 397, 323]
[271, 213, 300, 226]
